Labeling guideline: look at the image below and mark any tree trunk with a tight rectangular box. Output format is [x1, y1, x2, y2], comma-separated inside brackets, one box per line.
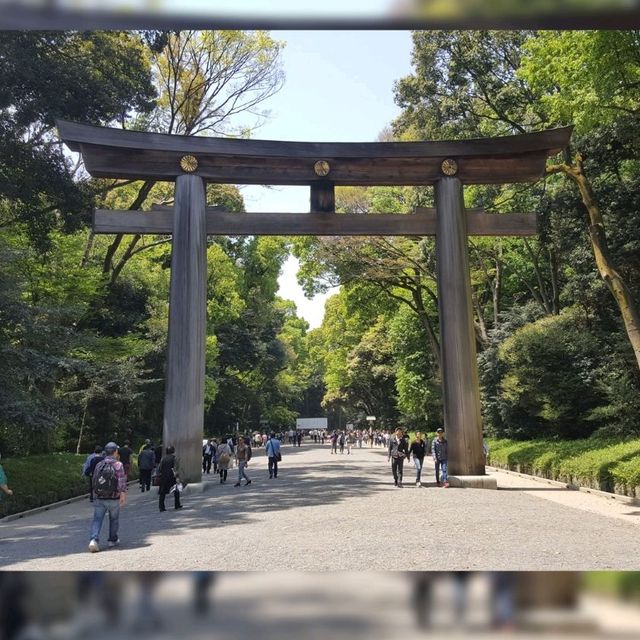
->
[548, 155, 640, 369]
[80, 230, 95, 268]
[102, 180, 155, 277]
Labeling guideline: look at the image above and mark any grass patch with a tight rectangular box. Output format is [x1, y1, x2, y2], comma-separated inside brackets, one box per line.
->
[487, 437, 640, 497]
[0, 453, 138, 518]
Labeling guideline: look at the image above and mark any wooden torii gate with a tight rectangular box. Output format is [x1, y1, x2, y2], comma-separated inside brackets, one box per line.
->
[58, 120, 571, 484]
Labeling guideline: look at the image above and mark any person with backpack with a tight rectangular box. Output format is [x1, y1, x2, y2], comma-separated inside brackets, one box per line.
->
[387, 427, 409, 487]
[265, 433, 281, 479]
[432, 427, 449, 488]
[82, 445, 103, 502]
[217, 438, 232, 484]
[338, 431, 345, 454]
[234, 436, 252, 487]
[158, 445, 183, 512]
[138, 443, 155, 492]
[88, 442, 127, 552]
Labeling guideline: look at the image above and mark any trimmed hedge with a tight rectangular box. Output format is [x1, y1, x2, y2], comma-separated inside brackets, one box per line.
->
[0, 453, 139, 518]
[487, 437, 640, 498]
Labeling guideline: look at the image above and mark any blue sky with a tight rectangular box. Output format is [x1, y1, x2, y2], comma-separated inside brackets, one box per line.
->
[244, 31, 415, 328]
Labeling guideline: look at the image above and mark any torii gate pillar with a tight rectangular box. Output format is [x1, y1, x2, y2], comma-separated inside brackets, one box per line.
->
[435, 177, 485, 477]
[163, 175, 207, 483]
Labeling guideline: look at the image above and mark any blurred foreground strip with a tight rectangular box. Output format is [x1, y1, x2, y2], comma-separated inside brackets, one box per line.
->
[0, 0, 639, 28]
[1, 572, 640, 640]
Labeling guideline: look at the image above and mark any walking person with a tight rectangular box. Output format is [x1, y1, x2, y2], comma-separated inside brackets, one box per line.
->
[202, 439, 215, 475]
[88, 442, 127, 552]
[234, 437, 252, 487]
[338, 431, 345, 454]
[217, 438, 232, 484]
[432, 427, 449, 488]
[118, 441, 133, 479]
[388, 428, 409, 487]
[330, 431, 338, 454]
[346, 431, 354, 455]
[158, 445, 183, 512]
[138, 443, 155, 492]
[0, 452, 14, 501]
[82, 445, 103, 502]
[409, 431, 427, 487]
[265, 432, 281, 479]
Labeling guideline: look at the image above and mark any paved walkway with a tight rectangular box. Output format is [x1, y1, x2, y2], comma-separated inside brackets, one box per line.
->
[1, 444, 640, 570]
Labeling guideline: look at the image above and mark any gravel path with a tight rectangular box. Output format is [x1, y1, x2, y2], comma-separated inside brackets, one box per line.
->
[1, 444, 640, 570]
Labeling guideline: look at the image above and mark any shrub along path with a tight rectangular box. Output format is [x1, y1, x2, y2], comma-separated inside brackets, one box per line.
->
[1, 443, 639, 571]
[487, 437, 640, 497]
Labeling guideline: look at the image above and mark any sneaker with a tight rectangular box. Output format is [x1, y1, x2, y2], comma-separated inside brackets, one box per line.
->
[245, 480, 252, 486]
[175, 505, 183, 510]
[234, 482, 241, 487]
[107, 539, 119, 548]
[443, 482, 450, 488]
[398, 482, 404, 488]
[269, 474, 273, 479]
[88, 539, 100, 553]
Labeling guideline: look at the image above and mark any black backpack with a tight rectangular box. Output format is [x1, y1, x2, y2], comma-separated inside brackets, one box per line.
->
[93, 459, 119, 499]
[246, 445, 252, 462]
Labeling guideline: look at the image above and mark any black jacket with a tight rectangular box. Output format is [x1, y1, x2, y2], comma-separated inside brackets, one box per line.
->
[388, 436, 409, 459]
[409, 440, 427, 460]
[158, 453, 178, 492]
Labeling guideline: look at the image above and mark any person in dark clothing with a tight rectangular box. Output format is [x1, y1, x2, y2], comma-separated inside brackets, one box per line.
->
[83, 446, 104, 502]
[202, 439, 215, 474]
[158, 446, 182, 512]
[387, 428, 409, 487]
[432, 427, 449, 487]
[154, 444, 163, 466]
[409, 431, 427, 487]
[138, 444, 156, 492]
[118, 441, 133, 479]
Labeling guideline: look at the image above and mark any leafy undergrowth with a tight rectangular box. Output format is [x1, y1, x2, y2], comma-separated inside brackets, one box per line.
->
[0, 453, 138, 518]
[487, 437, 640, 497]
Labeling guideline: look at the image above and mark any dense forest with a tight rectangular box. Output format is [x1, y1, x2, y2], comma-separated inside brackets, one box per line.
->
[2, 30, 640, 457]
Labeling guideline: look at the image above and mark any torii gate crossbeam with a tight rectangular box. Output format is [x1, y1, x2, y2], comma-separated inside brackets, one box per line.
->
[58, 120, 572, 484]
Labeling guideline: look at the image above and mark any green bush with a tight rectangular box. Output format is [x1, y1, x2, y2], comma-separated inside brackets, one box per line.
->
[495, 310, 605, 440]
[487, 437, 640, 496]
[0, 453, 139, 518]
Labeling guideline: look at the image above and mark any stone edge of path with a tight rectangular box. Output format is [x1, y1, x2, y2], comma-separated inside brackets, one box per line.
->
[0, 480, 141, 524]
[488, 465, 640, 507]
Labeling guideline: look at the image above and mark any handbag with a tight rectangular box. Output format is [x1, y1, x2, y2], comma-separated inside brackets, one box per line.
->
[151, 466, 161, 486]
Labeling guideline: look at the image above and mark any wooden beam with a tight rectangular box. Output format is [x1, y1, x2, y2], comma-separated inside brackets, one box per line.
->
[58, 119, 573, 186]
[93, 209, 538, 237]
[310, 183, 335, 212]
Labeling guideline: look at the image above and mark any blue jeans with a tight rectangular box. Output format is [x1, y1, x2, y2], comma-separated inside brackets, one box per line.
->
[238, 460, 250, 483]
[90, 499, 120, 543]
[435, 460, 448, 484]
